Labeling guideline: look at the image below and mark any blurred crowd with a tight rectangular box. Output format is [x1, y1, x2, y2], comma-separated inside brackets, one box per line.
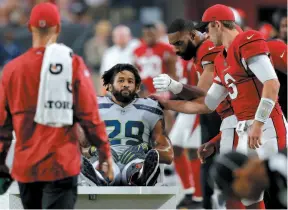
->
[0, 0, 109, 27]
[0, 1, 286, 92]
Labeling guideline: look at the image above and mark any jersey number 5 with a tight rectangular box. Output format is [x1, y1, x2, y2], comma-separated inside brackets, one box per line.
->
[104, 120, 145, 145]
[224, 73, 238, 99]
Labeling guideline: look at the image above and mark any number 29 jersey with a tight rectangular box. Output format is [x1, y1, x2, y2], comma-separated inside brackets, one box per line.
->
[213, 30, 282, 121]
[97, 96, 163, 156]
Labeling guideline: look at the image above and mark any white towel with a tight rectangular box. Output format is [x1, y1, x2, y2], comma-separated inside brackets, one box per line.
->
[34, 43, 73, 127]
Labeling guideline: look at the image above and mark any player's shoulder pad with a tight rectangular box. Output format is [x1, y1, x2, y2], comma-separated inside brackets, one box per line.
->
[97, 96, 114, 109]
[197, 40, 222, 61]
[236, 30, 265, 48]
[134, 98, 163, 116]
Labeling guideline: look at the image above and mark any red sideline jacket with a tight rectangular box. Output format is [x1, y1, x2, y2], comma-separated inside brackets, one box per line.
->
[0, 47, 111, 183]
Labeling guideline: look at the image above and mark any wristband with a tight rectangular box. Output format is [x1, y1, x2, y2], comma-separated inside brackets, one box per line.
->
[169, 79, 183, 94]
[254, 98, 275, 123]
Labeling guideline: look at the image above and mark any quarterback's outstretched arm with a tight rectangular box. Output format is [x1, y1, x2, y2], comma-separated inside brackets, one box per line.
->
[151, 119, 173, 164]
[175, 84, 206, 100]
[156, 82, 228, 114]
[160, 97, 210, 114]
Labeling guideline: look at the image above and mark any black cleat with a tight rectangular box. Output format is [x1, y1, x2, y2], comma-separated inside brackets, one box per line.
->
[176, 195, 202, 209]
[137, 149, 160, 186]
[81, 156, 108, 186]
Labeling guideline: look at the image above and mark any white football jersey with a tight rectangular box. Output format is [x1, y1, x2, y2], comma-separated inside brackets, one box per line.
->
[98, 96, 163, 156]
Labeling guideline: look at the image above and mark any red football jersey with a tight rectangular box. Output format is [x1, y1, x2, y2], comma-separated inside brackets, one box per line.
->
[0, 47, 110, 182]
[197, 40, 234, 120]
[213, 30, 282, 121]
[267, 39, 287, 73]
[134, 42, 175, 93]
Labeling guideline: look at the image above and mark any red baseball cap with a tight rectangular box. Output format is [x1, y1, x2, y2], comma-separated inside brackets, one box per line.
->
[28, 2, 60, 30]
[195, 4, 235, 32]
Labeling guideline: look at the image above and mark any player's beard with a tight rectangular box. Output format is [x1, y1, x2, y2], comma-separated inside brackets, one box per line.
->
[177, 40, 198, 60]
[112, 87, 137, 104]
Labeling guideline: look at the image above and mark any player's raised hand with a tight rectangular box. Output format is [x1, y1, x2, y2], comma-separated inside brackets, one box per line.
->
[248, 121, 263, 150]
[153, 74, 172, 92]
[197, 142, 215, 163]
[153, 74, 183, 94]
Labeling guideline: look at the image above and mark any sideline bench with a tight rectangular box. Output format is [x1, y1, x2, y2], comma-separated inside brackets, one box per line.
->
[8, 184, 178, 209]
[6, 140, 178, 209]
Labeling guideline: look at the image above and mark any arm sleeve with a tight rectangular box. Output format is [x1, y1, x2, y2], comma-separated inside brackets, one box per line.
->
[247, 54, 278, 84]
[204, 83, 228, 111]
[0, 73, 13, 164]
[73, 56, 111, 159]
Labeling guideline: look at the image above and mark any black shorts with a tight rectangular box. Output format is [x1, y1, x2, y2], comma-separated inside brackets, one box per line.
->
[18, 175, 78, 209]
[199, 111, 221, 209]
